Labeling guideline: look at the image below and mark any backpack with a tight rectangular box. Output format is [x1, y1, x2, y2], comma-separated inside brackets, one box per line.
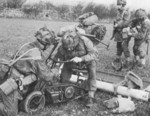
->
[78, 24, 107, 46]
[79, 12, 98, 26]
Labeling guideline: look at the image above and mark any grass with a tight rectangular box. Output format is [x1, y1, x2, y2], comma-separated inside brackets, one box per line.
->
[0, 18, 150, 116]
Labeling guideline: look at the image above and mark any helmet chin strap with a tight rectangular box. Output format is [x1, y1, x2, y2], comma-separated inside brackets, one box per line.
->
[36, 39, 47, 50]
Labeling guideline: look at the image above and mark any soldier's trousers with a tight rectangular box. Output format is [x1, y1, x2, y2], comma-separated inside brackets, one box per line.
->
[116, 39, 130, 58]
[60, 61, 97, 92]
[133, 41, 147, 58]
[0, 89, 18, 116]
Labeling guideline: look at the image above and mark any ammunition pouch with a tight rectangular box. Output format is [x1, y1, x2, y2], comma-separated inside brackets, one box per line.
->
[122, 27, 130, 39]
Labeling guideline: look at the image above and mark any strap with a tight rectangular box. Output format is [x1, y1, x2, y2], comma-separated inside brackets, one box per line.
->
[9, 48, 41, 66]
[12, 42, 30, 60]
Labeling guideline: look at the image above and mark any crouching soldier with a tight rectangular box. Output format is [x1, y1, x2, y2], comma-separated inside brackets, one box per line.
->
[55, 31, 98, 108]
[58, 12, 106, 46]
[128, 9, 150, 69]
[0, 26, 59, 116]
[78, 12, 106, 46]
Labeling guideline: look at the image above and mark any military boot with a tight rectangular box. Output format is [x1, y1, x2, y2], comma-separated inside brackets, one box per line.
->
[137, 58, 146, 69]
[123, 57, 133, 70]
[112, 56, 122, 71]
[85, 97, 94, 108]
[85, 91, 95, 108]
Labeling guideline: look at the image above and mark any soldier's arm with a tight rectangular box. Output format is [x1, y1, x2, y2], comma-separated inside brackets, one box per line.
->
[54, 46, 65, 61]
[36, 60, 59, 82]
[80, 36, 97, 62]
[132, 21, 149, 40]
[116, 10, 131, 28]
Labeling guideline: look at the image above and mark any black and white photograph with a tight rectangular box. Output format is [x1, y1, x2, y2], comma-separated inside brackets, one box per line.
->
[0, 0, 150, 115]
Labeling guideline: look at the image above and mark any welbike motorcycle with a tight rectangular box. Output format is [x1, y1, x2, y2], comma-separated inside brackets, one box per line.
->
[0, 41, 88, 114]
[23, 61, 89, 113]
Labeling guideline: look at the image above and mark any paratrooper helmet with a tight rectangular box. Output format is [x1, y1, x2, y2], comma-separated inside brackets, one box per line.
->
[135, 9, 147, 19]
[62, 31, 79, 51]
[35, 26, 56, 47]
[117, 0, 126, 5]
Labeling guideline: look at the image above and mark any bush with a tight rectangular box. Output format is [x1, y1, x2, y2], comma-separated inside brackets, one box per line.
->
[22, 3, 44, 17]
[71, 3, 83, 20]
[56, 4, 70, 19]
[7, 0, 26, 9]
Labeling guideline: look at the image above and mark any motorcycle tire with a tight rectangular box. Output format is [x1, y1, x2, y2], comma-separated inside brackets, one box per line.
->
[24, 91, 45, 114]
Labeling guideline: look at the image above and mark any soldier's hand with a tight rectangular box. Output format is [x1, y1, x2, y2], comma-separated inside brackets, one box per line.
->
[128, 32, 133, 36]
[71, 57, 82, 63]
[114, 24, 118, 28]
[130, 28, 138, 33]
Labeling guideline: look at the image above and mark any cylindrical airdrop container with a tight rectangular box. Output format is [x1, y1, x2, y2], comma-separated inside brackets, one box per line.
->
[0, 78, 18, 95]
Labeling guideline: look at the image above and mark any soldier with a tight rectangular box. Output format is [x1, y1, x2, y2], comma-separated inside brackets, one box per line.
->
[128, 9, 150, 68]
[78, 12, 106, 46]
[113, 0, 131, 68]
[58, 12, 98, 36]
[0, 27, 59, 116]
[58, 12, 106, 46]
[55, 31, 98, 108]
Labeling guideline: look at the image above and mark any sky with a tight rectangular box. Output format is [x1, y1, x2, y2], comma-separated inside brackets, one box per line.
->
[25, 0, 150, 11]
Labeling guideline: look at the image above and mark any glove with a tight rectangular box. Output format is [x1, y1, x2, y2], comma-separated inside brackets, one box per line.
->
[71, 57, 82, 63]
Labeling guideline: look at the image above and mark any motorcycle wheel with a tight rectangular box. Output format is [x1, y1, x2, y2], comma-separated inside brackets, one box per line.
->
[24, 91, 45, 114]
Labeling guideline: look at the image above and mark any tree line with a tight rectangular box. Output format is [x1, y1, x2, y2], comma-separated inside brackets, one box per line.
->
[0, 0, 149, 21]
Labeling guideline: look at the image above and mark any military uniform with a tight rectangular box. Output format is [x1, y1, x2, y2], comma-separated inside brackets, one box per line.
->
[55, 33, 98, 104]
[114, 7, 131, 59]
[13, 41, 58, 81]
[131, 17, 150, 67]
[58, 12, 106, 47]
[0, 28, 58, 116]
[0, 89, 21, 116]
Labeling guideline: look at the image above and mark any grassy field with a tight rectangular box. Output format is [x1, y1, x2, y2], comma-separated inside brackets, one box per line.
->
[0, 18, 150, 116]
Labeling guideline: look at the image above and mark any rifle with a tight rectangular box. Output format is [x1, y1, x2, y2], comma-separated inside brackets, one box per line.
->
[110, 21, 117, 40]
[145, 29, 150, 55]
[147, 41, 149, 55]
[79, 33, 110, 49]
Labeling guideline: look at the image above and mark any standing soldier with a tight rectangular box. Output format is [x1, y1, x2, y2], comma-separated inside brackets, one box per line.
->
[128, 9, 150, 69]
[113, 0, 131, 69]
